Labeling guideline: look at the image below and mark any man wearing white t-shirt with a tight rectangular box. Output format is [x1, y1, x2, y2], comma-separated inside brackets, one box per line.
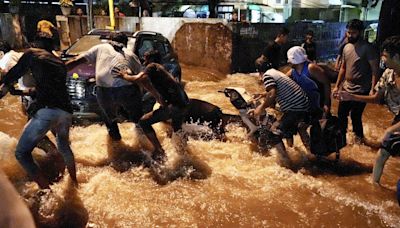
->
[66, 32, 144, 140]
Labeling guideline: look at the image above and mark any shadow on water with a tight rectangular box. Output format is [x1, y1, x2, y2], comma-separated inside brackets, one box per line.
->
[300, 156, 373, 177]
[29, 179, 88, 228]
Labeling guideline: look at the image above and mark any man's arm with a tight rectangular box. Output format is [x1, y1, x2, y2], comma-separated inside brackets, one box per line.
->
[117, 70, 167, 107]
[136, 74, 167, 107]
[118, 71, 147, 82]
[66, 45, 99, 71]
[338, 90, 382, 103]
[334, 54, 342, 71]
[309, 63, 331, 112]
[369, 59, 379, 93]
[65, 56, 88, 71]
[249, 86, 277, 117]
[333, 59, 346, 94]
[285, 69, 292, 77]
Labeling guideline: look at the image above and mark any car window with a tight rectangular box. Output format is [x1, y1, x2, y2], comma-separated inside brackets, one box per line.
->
[163, 42, 170, 54]
[66, 35, 105, 55]
[138, 39, 155, 59]
[66, 35, 135, 55]
[155, 41, 166, 56]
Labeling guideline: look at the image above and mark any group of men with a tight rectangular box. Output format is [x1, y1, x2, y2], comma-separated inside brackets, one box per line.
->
[0, 18, 399, 191]
[254, 19, 399, 186]
[0, 31, 189, 189]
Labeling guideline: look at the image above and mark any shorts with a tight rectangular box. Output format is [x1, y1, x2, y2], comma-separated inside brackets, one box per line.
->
[277, 111, 309, 139]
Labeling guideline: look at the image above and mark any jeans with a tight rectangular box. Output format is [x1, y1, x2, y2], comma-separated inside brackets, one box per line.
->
[96, 84, 143, 137]
[15, 108, 73, 177]
[338, 100, 367, 144]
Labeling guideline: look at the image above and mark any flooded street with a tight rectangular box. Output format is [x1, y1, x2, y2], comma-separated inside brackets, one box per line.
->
[0, 64, 399, 227]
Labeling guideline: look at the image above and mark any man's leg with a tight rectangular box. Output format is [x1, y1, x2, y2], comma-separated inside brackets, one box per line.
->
[96, 87, 120, 140]
[337, 100, 353, 145]
[372, 148, 391, 184]
[350, 101, 367, 140]
[139, 107, 171, 161]
[36, 135, 65, 181]
[298, 121, 311, 153]
[277, 112, 300, 147]
[15, 110, 53, 188]
[118, 84, 143, 123]
[52, 110, 77, 185]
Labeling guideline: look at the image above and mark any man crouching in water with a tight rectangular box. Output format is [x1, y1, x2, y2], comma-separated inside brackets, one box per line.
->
[117, 50, 190, 163]
[248, 64, 311, 167]
[0, 36, 77, 188]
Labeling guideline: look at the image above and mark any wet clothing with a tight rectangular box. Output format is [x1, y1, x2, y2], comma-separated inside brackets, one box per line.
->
[290, 62, 320, 110]
[374, 69, 400, 116]
[140, 105, 188, 133]
[0, 48, 75, 180]
[263, 69, 310, 138]
[338, 96, 367, 144]
[96, 84, 143, 138]
[263, 69, 310, 112]
[262, 41, 281, 69]
[2, 48, 72, 114]
[375, 70, 400, 156]
[139, 63, 189, 133]
[81, 43, 142, 87]
[301, 41, 316, 61]
[15, 108, 73, 176]
[81, 43, 143, 138]
[342, 41, 378, 94]
[278, 111, 309, 139]
[144, 63, 189, 107]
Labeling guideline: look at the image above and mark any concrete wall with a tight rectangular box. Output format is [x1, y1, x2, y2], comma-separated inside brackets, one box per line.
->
[140, 17, 227, 42]
[172, 22, 232, 75]
[140, 17, 232, 74]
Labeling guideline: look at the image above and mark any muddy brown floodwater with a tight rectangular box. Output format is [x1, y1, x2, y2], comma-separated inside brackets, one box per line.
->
[0, 64, 399, 227]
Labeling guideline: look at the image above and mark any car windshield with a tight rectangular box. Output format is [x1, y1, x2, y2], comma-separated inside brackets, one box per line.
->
[66, 35, 105, 55]
[66, 35, 135, 55]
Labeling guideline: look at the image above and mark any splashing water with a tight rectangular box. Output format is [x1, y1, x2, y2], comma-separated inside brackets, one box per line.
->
[0, 65, 399, 227]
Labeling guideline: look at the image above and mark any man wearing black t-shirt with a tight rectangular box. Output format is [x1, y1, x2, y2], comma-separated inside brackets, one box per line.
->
[117, 51, 190, 163]
[255, 27, 290, 74]
[0, 36, 77, 188]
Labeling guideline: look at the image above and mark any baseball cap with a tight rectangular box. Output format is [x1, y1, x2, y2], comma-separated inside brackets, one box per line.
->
[287, 46, 308, 64]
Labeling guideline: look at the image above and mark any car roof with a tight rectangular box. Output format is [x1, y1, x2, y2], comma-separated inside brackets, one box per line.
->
[88, 29, 164, 39]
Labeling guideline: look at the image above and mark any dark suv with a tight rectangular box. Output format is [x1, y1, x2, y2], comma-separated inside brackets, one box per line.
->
[60, 29, 181, 121]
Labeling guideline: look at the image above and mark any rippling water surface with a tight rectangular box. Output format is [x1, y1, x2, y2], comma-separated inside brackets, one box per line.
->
[0, 65, 399, 227]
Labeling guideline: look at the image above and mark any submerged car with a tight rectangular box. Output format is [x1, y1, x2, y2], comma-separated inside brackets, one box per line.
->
[61, 29, 181, 121]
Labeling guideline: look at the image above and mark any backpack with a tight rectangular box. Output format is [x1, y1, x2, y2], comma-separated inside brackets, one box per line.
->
[310, 115, 345, 158]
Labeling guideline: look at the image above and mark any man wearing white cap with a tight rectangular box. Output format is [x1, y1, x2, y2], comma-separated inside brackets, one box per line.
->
[286, 46, 331, 117]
